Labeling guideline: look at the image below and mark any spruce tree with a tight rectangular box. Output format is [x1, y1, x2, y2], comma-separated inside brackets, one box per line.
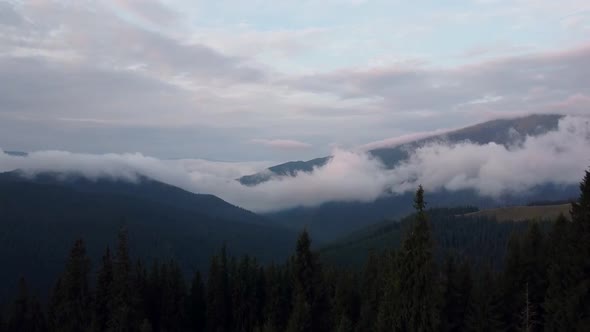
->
[206, 246, 231, 332]
[188, 271, 207, 332]
[287, 229, 331, 332]
[357, 250, 383, 332]
[543, 214, 575, 331]
[133, 259, 149, 327]
[500, 234, 524, 331]
[332, 270, 359, 331]
[28, 295, 47, 332]
[336, 315, 354, 332]
[263, 263, 292, 331]
[6, 277, 46, 332]
[47, 277, 64, 331]
[160, 260, 186, 331]
[568, 169, 590, 329]
[232, 255, 264, 332]
[376, 250, 400, 332]
[395, 185, 439, 331]
[465, 266, 502, 332]
[7, 277, 29, 332]
[440, 255, 472, 332]
[93, 247, 114, 331]
[146, 260, 163, 330]
[47, 239, 91, 332]
[0, 306, 4, 332]
[520, 222, 547, 331]
[109, 227, 137, 332]
[62, 239, 92, 331]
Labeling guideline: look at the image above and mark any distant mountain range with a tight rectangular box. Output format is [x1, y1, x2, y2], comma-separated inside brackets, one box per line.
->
[238, 114, 579, 241]
[240, 114, 563, 186]
[0, 171, 296, 298]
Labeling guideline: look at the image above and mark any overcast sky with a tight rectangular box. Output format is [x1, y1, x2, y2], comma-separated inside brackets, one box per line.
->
[1, 0, 589, 161]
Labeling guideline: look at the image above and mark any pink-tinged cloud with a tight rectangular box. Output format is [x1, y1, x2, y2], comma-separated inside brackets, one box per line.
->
[250, 139, 312, 150]
[359, 128, 454, 151]
[109, 0, 180, 26]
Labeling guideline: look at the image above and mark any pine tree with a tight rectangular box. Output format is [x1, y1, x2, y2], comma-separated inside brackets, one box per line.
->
[146, 260, 163, 330]
[440, 255, 472, 332]
[332, 270, 359, 331]
[133, 259, 149, 327]
[7, 277, 29, 331]
[109, 227, 137, 332]
[28, 295, 47, 332]
[188, 271, 207, 332]
[568, 169, 590, 329]
[519, 222, 547, 331]
[394, 185, 439, 331]
[92, 247, 114, 331]
[465, 266, 503, 332]
[139, 319, 153, 332]
[206, 246, 231, 332]
[47, 239, 92, 332]
[376, 250, 400, 332]
[500, 234, 524, 331]
[357, 250, 383, 332]
[519, 282, 538, 332]
[160, 260, 186, 331]
[7, 277, 46, 332]
[543, 214, 575, 331]
[263, 263, 292, 331]
[287, 229, 331, 332]
[336, 315, 354, 332]
[0, 306, 4, 332]
[232, 255, 264, 332]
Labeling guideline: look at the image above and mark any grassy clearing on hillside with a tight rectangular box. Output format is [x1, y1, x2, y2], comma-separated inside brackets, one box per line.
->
[462, 204, 571, 222]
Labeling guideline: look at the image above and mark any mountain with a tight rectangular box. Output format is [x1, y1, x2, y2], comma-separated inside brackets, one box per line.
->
[0, 170, 265, 225]
[0, 171, 296, 298]
[239, 114, 563, 186]
[247, 114, 575, 241]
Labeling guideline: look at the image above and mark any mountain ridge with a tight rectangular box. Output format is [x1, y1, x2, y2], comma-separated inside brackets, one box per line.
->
[239, 113, 564, 186]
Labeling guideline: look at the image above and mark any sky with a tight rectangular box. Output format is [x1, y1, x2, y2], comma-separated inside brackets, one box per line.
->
[1, 0, 590, 162]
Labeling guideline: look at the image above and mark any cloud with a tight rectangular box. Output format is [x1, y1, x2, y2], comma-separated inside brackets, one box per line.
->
[1, 1, 590, 160]
[0, 2, 24, 27]
[287, 43, 590, 119]
[250, 139, 312, 150]
[358, 128, 453, 151]
[110, 0, 180, 26]
[387, 115, 590, 196]
[2, 116, 589, 212]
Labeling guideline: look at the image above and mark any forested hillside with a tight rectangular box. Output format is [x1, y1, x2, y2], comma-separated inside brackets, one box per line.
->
[2, 170, 588, 332]
[319, 207, 548, 269]
[0, 171, 296, 300]
[268, 184, 577, 242]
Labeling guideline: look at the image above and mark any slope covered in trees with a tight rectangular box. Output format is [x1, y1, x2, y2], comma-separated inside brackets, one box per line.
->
[267, 185, 577, 242]
[1, 169, 589, 331]
[0, 171, 296, 300]
[319, 206, 549, 269]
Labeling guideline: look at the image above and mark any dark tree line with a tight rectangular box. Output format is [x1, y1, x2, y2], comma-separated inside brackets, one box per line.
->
[2, 171, 590, 332]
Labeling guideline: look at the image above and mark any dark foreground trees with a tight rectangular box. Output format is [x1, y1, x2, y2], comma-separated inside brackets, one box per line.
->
[2, 170, 590, 331]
